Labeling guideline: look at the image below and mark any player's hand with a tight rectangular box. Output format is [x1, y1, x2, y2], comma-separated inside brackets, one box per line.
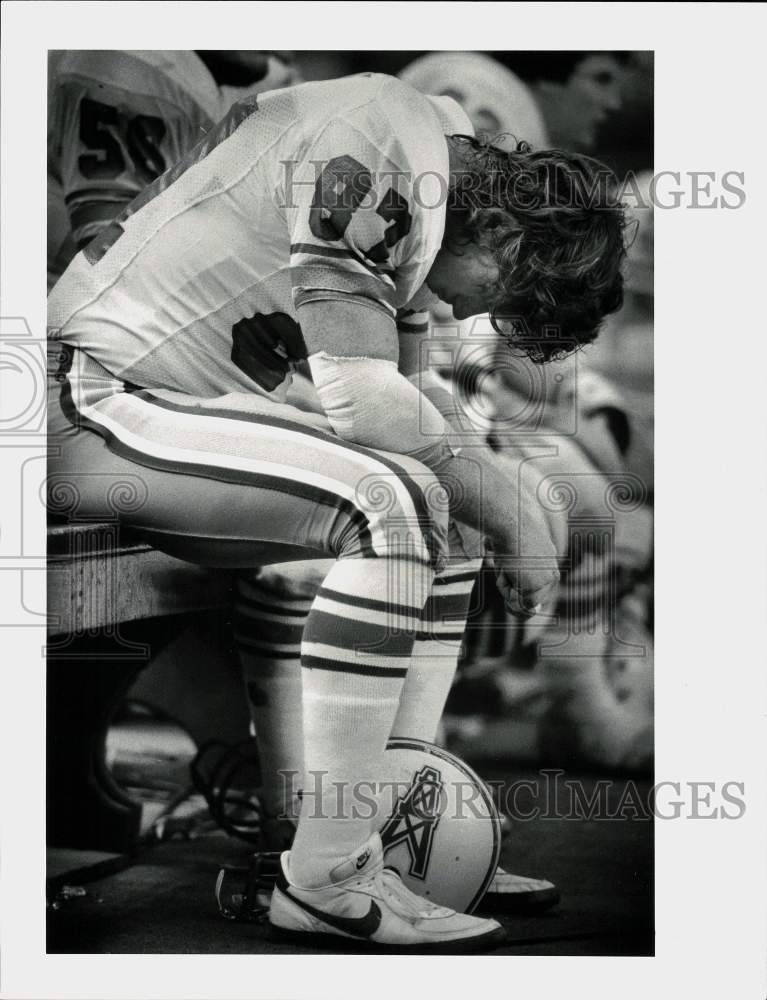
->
[493, 557, 560, 619]
[488, 502, 560, 618]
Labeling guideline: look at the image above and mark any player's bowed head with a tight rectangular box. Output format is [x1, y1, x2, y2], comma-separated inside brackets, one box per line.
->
[429, 134, 628, 363]
[428, 135, 628, 613]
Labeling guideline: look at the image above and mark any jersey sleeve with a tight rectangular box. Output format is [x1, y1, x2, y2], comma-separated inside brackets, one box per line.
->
[394, 308, 430, 378]
[50, 51, 216, 251]
[284, 115, 422, 321]
[396, 309, 430, 336]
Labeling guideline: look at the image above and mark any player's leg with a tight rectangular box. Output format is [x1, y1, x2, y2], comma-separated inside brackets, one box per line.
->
[389, 552, 560, 914]
[391, 556, 483, 742]
[234, 550, 481, 842]
[237, 543, 559, 914]
[231, 515, 559, 912]
[233, 564, 323, 847]
[49, 351, 503, 946]
[231, 375, 332, 842]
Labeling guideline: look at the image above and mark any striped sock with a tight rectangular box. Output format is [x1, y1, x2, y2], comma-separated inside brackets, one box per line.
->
[234, 572, 310, 821]
[391, 560, 481, 742]
[289, 556, 432, 887]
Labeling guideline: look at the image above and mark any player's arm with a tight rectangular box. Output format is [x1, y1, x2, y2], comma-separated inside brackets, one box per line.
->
[396, 310, 559, 610]
[288, 114, 557, 611]
[297, 298, 558, 615]
[397, 311, 475, 431]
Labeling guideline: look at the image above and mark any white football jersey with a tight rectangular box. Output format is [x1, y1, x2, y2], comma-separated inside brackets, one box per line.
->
[48, 74, 472, 399]
[48, 50, 227, 289]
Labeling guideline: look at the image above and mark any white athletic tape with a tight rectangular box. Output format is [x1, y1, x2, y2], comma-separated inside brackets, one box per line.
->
[308, 352, 452, 469]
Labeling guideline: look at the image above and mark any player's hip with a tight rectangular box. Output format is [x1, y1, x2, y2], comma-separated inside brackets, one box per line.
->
[48, 345, 443, 538]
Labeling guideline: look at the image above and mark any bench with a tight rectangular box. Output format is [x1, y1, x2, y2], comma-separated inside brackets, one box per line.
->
[47, 522, 233, 852]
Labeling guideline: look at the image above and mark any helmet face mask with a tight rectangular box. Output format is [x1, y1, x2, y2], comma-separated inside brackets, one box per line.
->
[376, 738, 502, 913]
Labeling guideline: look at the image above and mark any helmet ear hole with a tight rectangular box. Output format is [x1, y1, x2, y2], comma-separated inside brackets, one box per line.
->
[473, 108, 503, 136]
[375, 738, 502, 914]
[440, 88, 465, 105]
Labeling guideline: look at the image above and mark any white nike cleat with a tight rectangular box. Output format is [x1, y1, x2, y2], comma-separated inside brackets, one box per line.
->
[269, 834, 506, 952]
[479, 866, 560, 914]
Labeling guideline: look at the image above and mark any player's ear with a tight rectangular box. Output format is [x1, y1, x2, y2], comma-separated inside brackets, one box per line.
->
[439, 212, 472, 257]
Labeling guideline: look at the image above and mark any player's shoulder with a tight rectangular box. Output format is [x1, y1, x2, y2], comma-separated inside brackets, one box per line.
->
[360, 74, 473, 183]
[335, 71, 471, 125]
[370, 73, 473, 147]
[292, 73, 471, 166]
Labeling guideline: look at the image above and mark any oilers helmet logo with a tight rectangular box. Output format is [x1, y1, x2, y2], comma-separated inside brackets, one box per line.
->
[379, 764, 446, 879]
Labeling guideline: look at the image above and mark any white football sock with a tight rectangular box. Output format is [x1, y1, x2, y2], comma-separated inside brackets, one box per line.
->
[289, 556, 433, 887]
[390, 560, 481, 742]
[233, 572, 309, 820]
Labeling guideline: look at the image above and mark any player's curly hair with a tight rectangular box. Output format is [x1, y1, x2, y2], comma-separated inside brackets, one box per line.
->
[446, 135, 628, 363]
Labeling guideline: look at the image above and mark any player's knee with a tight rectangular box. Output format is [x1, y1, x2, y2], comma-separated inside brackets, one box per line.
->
[358, 461, 450, 573]
[416, 467, 451, 571]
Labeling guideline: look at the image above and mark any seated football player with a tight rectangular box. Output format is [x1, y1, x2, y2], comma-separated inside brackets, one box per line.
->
[48, 72, 626, 950]
[235, 49, 557, 913]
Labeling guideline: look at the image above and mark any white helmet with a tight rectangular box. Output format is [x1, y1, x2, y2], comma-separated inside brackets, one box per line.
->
[375, 738, 501, 913]
[400, 51, 549, 150]
[214, 738, 501, 921]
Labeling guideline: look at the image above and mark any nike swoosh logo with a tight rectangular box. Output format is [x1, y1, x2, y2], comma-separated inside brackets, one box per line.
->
[356, 849, 371, 870]
[285, 890, 382, 939]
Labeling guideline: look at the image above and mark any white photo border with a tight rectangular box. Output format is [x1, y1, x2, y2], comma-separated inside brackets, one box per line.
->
[1, 2, 766, 998]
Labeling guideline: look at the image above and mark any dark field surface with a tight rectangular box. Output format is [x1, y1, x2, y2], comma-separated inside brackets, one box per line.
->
[48, 766, 653, 956]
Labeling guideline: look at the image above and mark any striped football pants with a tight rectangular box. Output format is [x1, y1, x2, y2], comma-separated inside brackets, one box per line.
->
[47, 345, 450, 575]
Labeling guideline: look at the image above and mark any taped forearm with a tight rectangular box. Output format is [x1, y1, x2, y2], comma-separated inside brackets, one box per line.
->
[433, 449, 520, 547]
[308, 351, 558, 611]
[308, 352, 453, 468]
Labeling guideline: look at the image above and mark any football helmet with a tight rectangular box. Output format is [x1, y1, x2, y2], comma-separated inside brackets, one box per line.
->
[400, 51, 549, 150]
[215, 739, 502, 919]
[374, 738, 501, 914]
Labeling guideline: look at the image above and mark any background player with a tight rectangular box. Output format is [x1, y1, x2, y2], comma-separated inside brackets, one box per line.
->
[47, 49, 298, 289]
[502, 50, 630, 151]
[400, 50, 548, 149]
[398, 50, 653, 775]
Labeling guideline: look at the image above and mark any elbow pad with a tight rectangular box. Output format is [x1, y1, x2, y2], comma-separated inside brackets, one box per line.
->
[308, 352, 453, 468]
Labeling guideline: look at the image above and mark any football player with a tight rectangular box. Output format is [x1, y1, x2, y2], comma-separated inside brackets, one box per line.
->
[48, 72, 625, 950]
[239, 50, 560, 914]
[47, 49, 298, 289]
[502, 51, 631, 152]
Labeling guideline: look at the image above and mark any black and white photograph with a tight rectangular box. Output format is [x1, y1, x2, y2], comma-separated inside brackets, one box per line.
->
[0, 3, 765, 998]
